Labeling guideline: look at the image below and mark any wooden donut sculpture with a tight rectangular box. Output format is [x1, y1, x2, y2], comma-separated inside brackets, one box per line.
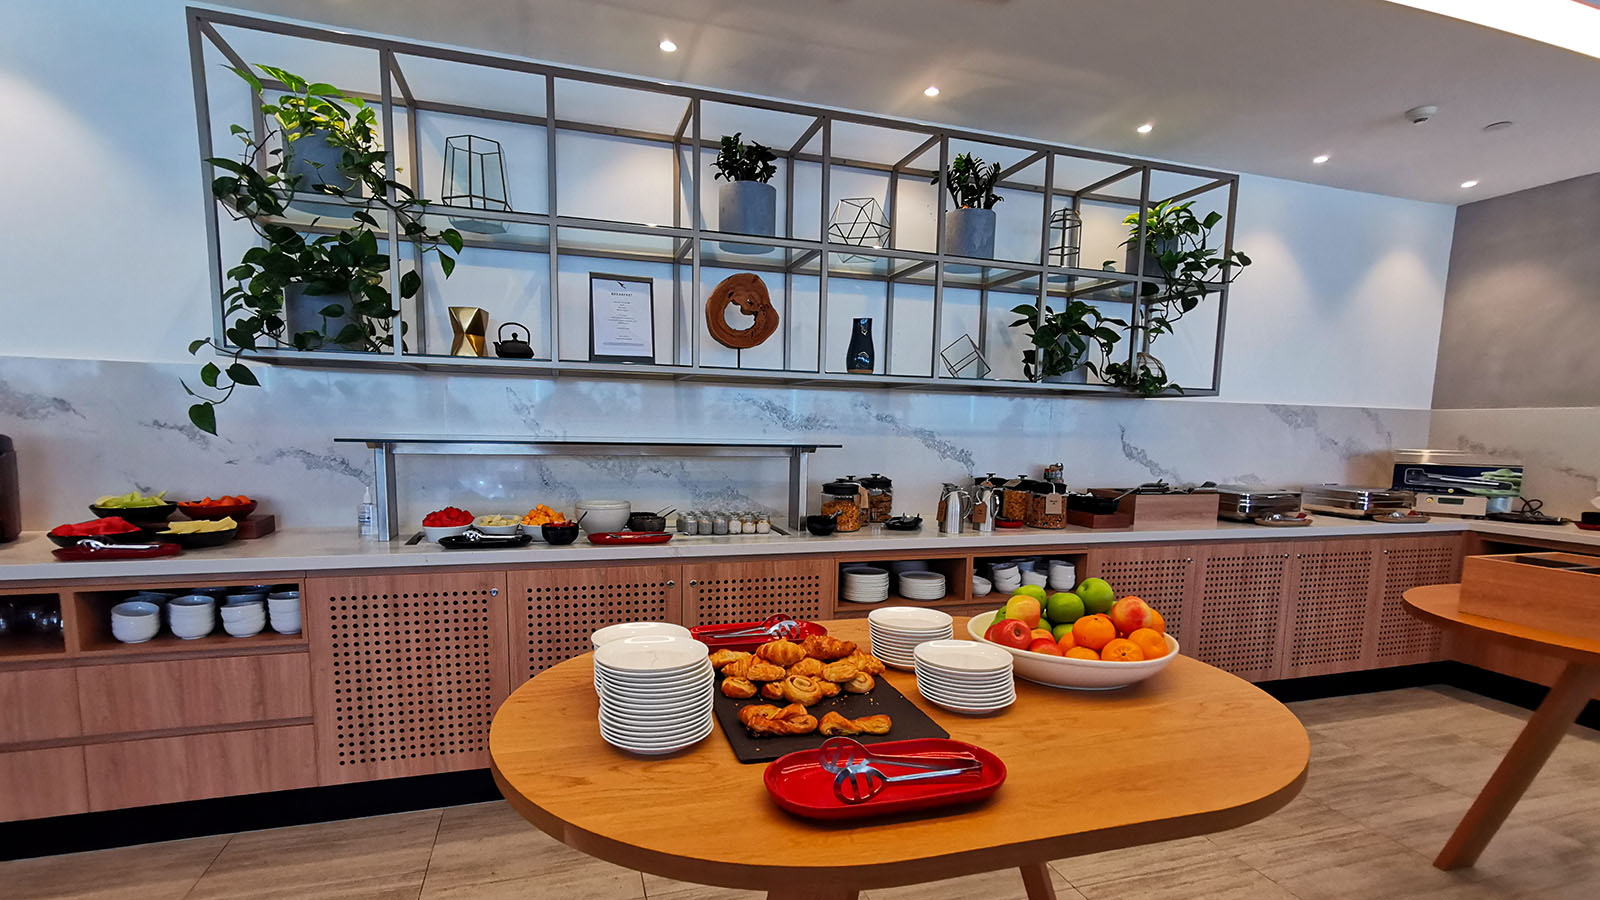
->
[706, 273, 780, 350]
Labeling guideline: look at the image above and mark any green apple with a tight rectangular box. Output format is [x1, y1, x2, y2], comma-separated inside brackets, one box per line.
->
[1051, 622, 1075, 642]
[1046, 591, 1085, 624]
[1012, 584, 1047, 602]
[1076, 577, 1115, 615]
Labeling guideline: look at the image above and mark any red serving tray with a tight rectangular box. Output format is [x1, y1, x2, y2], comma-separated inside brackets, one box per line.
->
[52, 543, 181, 561]
[764, 738, 1005, 821]
[586, 531, 673, 545]
[691, 618, 827, 652]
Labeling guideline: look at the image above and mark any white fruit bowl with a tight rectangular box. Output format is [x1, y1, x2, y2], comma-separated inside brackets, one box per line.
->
[966, 611, 1179, 691]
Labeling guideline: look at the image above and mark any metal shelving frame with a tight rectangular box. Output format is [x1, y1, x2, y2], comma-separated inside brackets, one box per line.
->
[187, 7, 1239, 397]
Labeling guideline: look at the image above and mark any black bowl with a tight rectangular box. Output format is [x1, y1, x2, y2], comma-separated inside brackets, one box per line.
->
[88, 502, 177, 524]
[883, 515, 923, 531]
[154, 527, 238, 550]
[626, 513, 666, 532]
[805, 515, 838, 537]
[47, 527, 149, 548]
[542, 522, 580, 545]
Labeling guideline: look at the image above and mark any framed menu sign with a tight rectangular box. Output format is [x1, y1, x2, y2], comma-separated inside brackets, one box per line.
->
[588, 273, 657, 364]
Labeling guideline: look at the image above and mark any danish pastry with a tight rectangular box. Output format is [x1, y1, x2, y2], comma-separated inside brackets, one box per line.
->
[802, 634, 857, 660]
[738, 703, 818, 736]
[760, 681, 785, 700]
[745, 658, 786, 682]
[787, 657, 824, 678]
[818, 711, 893, 736]
[720, 676, 757, 699]
[844, 672, 875, 693]
[781, 675, 825, 705]
[709, 649, 751, 670]
[821, 659, 859, 683]
[755, 639, 807, 667]
[817, 680, 841, 698]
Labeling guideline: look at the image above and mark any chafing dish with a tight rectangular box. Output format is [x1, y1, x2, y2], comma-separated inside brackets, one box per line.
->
[1301, 484, 1414, 518]
[1216, 486, 1302, 522]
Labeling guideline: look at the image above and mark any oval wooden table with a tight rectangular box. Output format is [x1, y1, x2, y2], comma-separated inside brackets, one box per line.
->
[1405, 584, 1600, 870]
[490, 617, 1308, 900]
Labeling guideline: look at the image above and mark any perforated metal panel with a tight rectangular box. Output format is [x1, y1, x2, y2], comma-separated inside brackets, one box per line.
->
[1090, 549, 1196, 645]
[683, 558, 831, 626]
[509, 565, 679, 685]
[1196, 545, 1289, 681]
[307, 572, 508, 783]
[1376, 537, 1460, 665]
[1286, 544, 1377, 678]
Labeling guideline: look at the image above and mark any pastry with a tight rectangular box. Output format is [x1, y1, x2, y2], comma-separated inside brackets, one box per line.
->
[818, 711, 892, 736]
[760, 681, 785, 700]
[787, 657, 824, 678]
[709, 649, 751, 670]
[754, 639, 807, 667]
[738, 703, 818, 736]
[722, 656, 753, 679]
[781, 674, 825, 705]
[745, 658, 786, 682]
[821, 659, 859, 683]
[802, 634, 857, 660]
[720, 676, 757, 699]
[844, 672, 875, 693]
[844, 649, 886, 675]
[817, 680, 841, 698]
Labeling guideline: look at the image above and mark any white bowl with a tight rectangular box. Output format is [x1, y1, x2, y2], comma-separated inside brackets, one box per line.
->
[576, 501, 631, 535]
[473, 516, 524, 536]
[966, 611, 1180, 690]
[423, 524, 471, 543]
[268, 590, 299, 601]
[972, 576, 992, 597]
[591, 621, 693, 648]
[111, 607, 161, 643]
[269, 613, 302, 635]
[224, 617, 265, 637]
[111, 600, 160, 619]
[170, 617, 215, 640]
[1021, 570, 1049, 587]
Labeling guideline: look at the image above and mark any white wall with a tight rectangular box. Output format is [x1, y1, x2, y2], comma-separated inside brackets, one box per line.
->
[0, 0, 1452, 412]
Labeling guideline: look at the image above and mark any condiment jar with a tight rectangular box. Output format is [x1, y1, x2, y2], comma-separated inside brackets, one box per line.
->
[1025, 481, 1069, 529]
[858, 473, 893, 523]
[712, 513, 729, 535]
[819, 478, 864, 532]
[999, 476, 1033, 523]
[756, 514, 771, 534]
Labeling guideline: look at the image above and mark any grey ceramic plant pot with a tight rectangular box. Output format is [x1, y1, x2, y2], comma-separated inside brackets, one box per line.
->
[285, 128, 362, 216]
[942, 207, 997, 260]
[1043, 364, 1090, 384]
[283, 285, 364, 351]
[717, 181, 777, 254]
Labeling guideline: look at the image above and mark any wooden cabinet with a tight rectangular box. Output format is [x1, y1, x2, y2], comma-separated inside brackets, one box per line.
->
[1283, 541, 1380, 679]
[507, 563, 681, 686]
[1194, 541, 1294, 681]
[681, 557, 834, 625]
[83, 725, 315, 811]
[1084, 544, 1201, 650]
[0, 666, 81, 746]
[75, 653, 311, 736]
[0, 746, 87, 820]
[305, 570, 510, 784]
[1373, 535, 1462, 667]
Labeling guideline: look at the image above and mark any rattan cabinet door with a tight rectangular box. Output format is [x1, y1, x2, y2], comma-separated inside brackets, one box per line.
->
[1083, 544, 1201, 650]
[306, 570, 510, 784]
[1283, 541, 1380, 679]
[681, 557, 833, 626]
[1194, 542, 1293, 681]
[507, 564, 682, 687]
[1372, 535, 1462, 667]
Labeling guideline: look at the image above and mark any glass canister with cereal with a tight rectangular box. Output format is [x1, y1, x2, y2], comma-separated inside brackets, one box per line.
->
[1026, 481, 1069, 529]
[999, 475, 1034, 524]
[819, 477, 865, 532]
[859, 473, 894, 523]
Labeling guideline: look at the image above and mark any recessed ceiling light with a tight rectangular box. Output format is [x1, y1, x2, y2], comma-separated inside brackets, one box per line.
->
[1312, 154, 1330, 165]
[1136, 123, 1154, 134]
[923, 86, 940, 97]
[658, 39, 677, 52]
[1460, 179, 1480, 189]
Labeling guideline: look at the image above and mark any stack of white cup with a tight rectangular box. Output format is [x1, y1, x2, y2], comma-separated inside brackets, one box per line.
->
[168, 595, 216, 639]
[268, 590, 302, 634]
[221, 598, 266, 637]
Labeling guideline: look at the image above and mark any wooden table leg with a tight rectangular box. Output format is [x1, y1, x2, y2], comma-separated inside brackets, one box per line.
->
[764, 890, 858, 900]
[1434, 661, 1600, 870]
[1020, 861, 1058, 900]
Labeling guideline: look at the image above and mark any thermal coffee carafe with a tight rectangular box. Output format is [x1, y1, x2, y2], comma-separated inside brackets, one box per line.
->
[0, 436, 18, 544]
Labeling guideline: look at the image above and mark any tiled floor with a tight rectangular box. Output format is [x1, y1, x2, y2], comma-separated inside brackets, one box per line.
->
[9, 686, 1600, 900]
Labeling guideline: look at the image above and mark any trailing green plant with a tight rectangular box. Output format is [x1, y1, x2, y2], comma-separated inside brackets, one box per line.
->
[934, 153, 1003, 209]
[1103, 358, 1181, 397]
[1008, 300, 1125, 382]
[1121, 199, 1250, 342]
[184, 64, 463, 435]
[712, 132, 777, 183]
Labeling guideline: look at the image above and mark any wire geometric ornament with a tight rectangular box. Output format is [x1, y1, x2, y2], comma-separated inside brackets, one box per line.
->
[442, 134, 511, 234]
[940, 333, 991, 380]
[1047, 206, 1082, 281]
[827, 197, 891, 262]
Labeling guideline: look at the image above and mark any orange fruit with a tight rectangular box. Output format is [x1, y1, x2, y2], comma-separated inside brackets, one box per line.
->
[1128, 627, 1168, 659]
[1100, 638, 1145, 662]
[1071, 614, 1117, 651]
[1148, 608, 1166, 634]
[1065, 646, 1100, 661]
[1056, 630, 1078, 654]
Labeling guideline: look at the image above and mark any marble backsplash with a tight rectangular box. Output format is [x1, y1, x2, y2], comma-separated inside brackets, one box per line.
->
[1, 354, 1429, 531]
[1429, 407, 1600, 519]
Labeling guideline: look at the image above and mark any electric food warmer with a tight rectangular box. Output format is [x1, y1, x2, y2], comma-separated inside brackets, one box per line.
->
[1301, 484, 1414, 519]
[1390, 449, 1523, 518]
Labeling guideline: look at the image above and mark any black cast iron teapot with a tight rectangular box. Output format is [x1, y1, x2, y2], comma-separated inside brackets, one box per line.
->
[494, 322, 534, 359]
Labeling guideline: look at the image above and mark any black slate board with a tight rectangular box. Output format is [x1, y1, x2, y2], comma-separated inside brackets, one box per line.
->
[713, 677, 948, 764]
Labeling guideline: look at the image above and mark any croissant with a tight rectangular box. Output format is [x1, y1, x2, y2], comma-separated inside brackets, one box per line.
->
[818, 711, 893, 736]
[709, 649, 751, 670]
[802, 634, 857, 660]
[781, 674, 825, 705]
[746, 658, 786, 682]
[755, 639, 807, 667]
[720, 676, 757, 699]
[817, 680, 841, 698]
[787, 657, 824, 678]
[844, 672, 875, 694]
[722, 656, 753, 679]
[845, 650, 886, 675]
[821, 659, 859, 683]
[760, 681, 785, 700]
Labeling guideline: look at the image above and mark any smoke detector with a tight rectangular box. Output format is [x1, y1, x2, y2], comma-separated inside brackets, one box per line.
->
[1405, 104, 1439, 125]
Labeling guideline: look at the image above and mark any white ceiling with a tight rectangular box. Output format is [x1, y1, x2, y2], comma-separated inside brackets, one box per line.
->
[215, 0, 1600, 205]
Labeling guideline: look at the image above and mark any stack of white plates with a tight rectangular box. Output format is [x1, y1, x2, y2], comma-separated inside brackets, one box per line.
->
[989, 563, 1021, 594]
[590, 621, 692, 649]
[914, 639, 1016, 715]
[841, 565, 891, 604]
[867, 606, 954, 669]
[1048, 560, 1077, 592]
[593, 634, 714, 755]
[897, 571, 947, 600]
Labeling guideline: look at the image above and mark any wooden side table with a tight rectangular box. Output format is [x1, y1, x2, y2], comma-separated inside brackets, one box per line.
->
[1404, 584, 1600, 870]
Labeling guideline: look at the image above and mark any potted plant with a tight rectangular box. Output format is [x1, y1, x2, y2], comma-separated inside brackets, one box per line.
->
[1008, 300, 1125, 383]
[183, 64, 463, 435]
[933, 153, 1002, 259]
[713, 132, 778, 238]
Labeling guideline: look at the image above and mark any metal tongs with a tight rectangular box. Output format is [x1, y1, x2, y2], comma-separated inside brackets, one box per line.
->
[75, 538, 167, 551]
[819, 738, 983, 803]
[700, 613, 805, 640]
[456, 529, 527, 543]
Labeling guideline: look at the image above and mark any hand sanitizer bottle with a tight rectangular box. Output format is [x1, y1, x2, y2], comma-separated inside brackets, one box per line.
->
[358, 486, 379, 540]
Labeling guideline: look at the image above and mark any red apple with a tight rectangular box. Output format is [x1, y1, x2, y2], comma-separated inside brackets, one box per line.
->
[1028, 638, 1063, 655]
[984, 617, 1032, 650]
[1110, 596, 1155, 635]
